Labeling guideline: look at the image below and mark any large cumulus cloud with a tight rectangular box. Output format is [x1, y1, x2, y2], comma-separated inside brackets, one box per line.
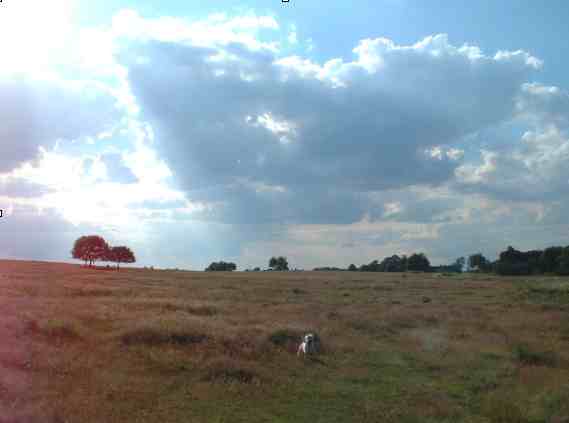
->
[117, 30, 540, 224]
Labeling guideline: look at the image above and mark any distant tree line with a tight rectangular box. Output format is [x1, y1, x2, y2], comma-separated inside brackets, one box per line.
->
[343, 245, 569, 276]
[348, 253, 435, 273]
[342, 254, 466, 273]
[72, 235, 135, 270]
[70, 241, 569, 277]
[211, 256, 290, 272]
[313, 266, 345, 271]
[205, 261, 237, 272]
[473, 246, 569, 276]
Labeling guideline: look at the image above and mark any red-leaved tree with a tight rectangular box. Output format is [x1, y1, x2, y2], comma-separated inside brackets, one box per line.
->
[71, 235, 110, 267]
[107, 246, 136, 270]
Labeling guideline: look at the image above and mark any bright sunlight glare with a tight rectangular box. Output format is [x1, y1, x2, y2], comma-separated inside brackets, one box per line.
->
[0, 0, 75, 74]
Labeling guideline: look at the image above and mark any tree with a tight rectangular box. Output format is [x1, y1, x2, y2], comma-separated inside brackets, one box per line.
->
[348, 264, 357, 271]
[360, 260, 380, 272]
[454, 257, 465, 273]
[496, 246, 544, 275]
[556, 247, 569, 276]
[269, 257, 278, 269]
[379, 255, 406, 272]
[71, 235, 109, 267]
[468, 253, 488, 272]
[205, 261, 237, 271]
[499, 246, 524, 264]
[540, 247, 564, 273]
[107, 246, 136, 270]
[269, 256, 289, 271]
[407, 253, 431, 272]
[495, 246, 531, 275]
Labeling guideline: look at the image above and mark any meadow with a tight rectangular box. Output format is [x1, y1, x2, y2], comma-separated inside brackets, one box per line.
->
[1, 260, 568, 422]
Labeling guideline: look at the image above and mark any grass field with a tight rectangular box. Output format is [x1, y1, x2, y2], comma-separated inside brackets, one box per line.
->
[1, 260, 569, 422]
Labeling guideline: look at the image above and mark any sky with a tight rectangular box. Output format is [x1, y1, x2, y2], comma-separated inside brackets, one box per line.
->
[1, 0, 569, 270]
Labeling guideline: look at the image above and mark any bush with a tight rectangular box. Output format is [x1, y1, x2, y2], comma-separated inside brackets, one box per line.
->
[268, 329, 301, 348]
[121, 327, 209, 346]
[512, 343, 558, 367]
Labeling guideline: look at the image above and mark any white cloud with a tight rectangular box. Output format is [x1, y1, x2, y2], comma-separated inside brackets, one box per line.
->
[118, 25, 541, 228]
[456, 84, 569, 201]
[111, 9, 280, 52]
[247, 113, 297, 144]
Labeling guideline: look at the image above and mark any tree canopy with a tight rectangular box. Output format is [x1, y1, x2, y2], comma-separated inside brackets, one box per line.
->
[494, 245, 569, 275]
[71, 235, 109, 267]
[72, 236, 136, 270]
[107, 246, 136, 270]
[407, 253, 431, 272]
[468, 253, 489, 272]
[205, 261, 237, 271]
[269, 256, 289, 271]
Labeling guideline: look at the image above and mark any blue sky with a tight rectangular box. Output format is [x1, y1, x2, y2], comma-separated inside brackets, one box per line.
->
[1, 0, 569, 269]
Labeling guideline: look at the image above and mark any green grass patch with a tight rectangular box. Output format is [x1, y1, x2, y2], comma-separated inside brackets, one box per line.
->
[512, 343, 558, 367]
[518, 281, 569, 305]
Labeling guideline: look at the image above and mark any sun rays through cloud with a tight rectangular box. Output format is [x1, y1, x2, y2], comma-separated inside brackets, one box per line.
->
[1, 1, 569, 269]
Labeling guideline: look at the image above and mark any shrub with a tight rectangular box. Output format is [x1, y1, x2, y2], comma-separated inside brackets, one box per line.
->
[268, 329, 301, 348]
[512, 343, 558, 367]
[121, 327, 208, 346]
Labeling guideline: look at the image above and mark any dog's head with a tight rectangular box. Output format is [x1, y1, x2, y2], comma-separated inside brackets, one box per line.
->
[304, 333, 315, 344]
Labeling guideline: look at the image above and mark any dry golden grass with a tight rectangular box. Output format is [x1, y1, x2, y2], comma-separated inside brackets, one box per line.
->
[1, 260, 569, 422]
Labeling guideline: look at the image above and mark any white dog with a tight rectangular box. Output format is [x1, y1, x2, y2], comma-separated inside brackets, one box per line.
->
[297, 333, 319, 357]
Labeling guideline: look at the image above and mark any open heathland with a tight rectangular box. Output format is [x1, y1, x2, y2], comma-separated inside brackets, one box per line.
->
[1, 260, 569, 422]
